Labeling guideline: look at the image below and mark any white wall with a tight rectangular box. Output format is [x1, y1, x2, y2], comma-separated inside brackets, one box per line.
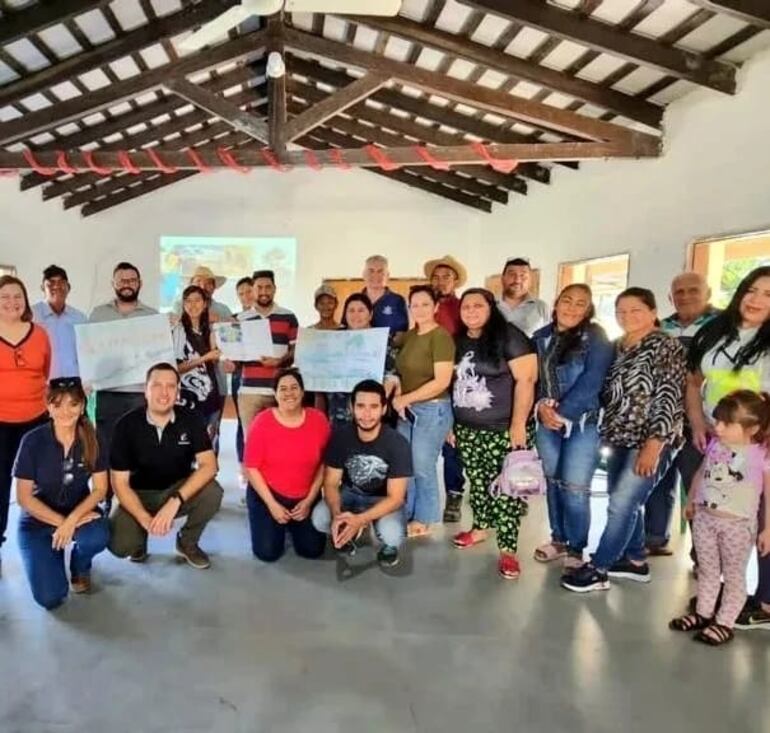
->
[1, 46, 770, 322]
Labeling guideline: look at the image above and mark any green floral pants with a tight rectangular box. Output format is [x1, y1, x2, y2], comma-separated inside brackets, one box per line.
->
[455, 423, 526, 553]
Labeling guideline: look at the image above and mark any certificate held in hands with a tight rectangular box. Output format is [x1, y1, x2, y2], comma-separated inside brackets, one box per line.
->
[213, 319, 274, 361]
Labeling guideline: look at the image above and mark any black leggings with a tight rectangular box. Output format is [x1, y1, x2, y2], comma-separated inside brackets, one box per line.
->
[0, 414, 48, 547]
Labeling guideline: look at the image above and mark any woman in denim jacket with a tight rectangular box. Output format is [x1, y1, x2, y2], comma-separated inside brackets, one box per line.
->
[532, 284, 614, 569]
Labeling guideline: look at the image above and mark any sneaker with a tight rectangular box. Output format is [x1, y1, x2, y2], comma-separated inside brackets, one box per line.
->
[646, 544, 674, 557]
[443, 494, 462, 523]
[129, 548, 148, 563]
[70, 575, 92, 594]
[607, 559, 651, 583]
[498, 553, 520, 580]
[560, 563, 610, 593]
[377, 546, 400, 568]
[735, 598, 770, 630]
[175, 535, 211, 570]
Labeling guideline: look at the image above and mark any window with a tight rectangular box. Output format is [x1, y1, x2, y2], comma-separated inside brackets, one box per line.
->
[557, 254, 630, 339]
[690, 231, 770, 308]
[0, 264, 16, 277]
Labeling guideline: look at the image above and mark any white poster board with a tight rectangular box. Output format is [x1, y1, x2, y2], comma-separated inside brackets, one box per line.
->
[294, 327, 389, 393]
[75, 315, 175, 390]
[213, 319, 274, 361]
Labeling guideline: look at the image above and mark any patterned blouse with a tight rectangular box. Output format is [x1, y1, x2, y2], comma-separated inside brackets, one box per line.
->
[600, 330, 686, 448]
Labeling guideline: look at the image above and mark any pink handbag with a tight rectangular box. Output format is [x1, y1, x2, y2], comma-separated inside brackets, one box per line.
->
[489, 450, 546, 498]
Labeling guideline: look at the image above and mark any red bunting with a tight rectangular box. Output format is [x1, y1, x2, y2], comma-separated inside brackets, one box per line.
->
[117, 151, 140, 174]
[471, 142, 518, 174]
[83, 150, 115, 176]
[217, 147, 250, 174]
[146, 148, 178, 174]
[260, 148, 290, 172]
[22, 149, 57, 176]
[186, 147, 211, 173]
[414, 146, 451, 171]
[365, 144, 399, 171]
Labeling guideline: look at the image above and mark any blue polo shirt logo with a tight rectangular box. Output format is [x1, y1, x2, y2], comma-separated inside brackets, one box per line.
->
[383, 306, 393, 315]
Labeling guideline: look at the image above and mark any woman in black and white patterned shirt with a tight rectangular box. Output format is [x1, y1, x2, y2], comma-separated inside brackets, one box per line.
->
[562, 287, 686, 594]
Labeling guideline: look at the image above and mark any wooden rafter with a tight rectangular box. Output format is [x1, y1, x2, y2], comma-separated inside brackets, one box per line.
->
[458, 0, 737, 94]
[164, 77, 269, 144]
[344, 14, 664, 129]
[289, 54, 554, 182]
[267, 16, 288, 155]
[283, 27, 653, 145]
[284, 73, 390, 142]
[689, 0, 770, 27]
[0, 0, 237, 110]
[0, 28, 268, 146]
[0, 0, 112, 46]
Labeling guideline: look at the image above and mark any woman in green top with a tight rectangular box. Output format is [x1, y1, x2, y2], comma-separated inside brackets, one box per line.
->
[394, 285, 455, 537]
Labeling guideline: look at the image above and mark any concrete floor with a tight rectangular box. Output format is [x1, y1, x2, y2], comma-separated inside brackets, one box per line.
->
[1, 421, 768, 733]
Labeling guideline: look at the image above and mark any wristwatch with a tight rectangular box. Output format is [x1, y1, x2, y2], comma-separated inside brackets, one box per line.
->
[171, 489, 185, 505]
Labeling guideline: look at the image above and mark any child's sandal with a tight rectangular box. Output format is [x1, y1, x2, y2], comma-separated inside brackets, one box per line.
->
[669, 613, 711, 632]
[694, 624, 735, 646]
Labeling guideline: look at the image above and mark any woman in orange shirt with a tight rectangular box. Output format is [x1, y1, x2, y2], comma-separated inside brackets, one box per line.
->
[0, 275, 51, 570]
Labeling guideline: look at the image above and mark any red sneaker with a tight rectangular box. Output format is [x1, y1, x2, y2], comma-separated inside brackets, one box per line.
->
[498, 553, 520, 580]
[452, 530, 486, 549]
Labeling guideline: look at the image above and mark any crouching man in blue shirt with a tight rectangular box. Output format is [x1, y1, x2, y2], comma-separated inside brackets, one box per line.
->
[14, 378, 110, 609]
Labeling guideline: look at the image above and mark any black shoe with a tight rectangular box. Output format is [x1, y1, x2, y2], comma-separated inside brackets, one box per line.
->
[377, 546, 400, 568]
[175, 535, 211, 570]
[443, 494, 462, 523]
[735, 597, 769, 630]
[560, 564, 610, 593]
[129, 548, 148, 563]
[607, 559, 651, 583]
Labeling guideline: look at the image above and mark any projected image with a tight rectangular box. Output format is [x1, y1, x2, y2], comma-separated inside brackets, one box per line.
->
[159, 236, 297, 314]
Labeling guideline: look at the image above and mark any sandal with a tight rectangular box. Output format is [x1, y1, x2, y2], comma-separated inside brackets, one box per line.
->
[452, 530, 487, 549]
[407, 522, 432, 539]
[694, 624, 734, 646]
[533, 542, 567, 563]
[669, 613, 711, 632]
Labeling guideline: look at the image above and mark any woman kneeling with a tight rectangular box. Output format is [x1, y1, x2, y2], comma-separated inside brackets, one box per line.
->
[14, 378, 110, 609]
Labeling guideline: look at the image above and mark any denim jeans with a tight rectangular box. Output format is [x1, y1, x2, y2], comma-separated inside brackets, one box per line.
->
[17, 516, 110, 609]
[232, 370, 245, 463]
[397, 400, 453, 524]
[644, 440, 703, 548]
[592, 444, 674, 570]
[442, 440, 465, 497]
[312, 487, 406, 549]
[247, 489, 325, 562]
[536, 421, 601, 554]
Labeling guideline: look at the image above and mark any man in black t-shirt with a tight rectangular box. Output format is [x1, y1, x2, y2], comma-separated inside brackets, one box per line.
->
[312, 380, 412, 568]
[108, 363, 223, 569]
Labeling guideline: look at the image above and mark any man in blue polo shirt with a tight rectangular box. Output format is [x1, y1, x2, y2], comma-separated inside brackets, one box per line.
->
[362, 255, 408, 334]
[31, 265, 86, 379]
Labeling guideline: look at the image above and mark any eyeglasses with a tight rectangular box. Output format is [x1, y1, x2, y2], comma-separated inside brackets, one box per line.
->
[13, 349, 26, 368]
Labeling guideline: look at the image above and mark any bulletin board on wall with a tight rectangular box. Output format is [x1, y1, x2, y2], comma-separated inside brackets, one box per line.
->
[322, 277, 427, 322]
[484, 269, 540, 299]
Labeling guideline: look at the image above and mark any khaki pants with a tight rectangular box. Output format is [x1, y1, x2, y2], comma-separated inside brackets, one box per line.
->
[237, 393, 276, 436]
[108, 479, 223, 557]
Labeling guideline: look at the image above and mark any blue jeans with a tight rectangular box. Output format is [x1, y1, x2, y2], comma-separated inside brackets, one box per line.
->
[17, 516, 109, 609]
[232, 370, 244, 463]
[246, 489, 325, 562]
[442, 441, 465, 497]
[312, 487, 406, 549]
[593, 445, 674, 570]
[645, 440, 703, 548]
[536, 422, 601, 554]
[397, 400, 453, 524]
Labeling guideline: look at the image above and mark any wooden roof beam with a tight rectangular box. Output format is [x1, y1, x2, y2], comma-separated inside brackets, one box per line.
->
[344, 14, 663, 129]
[288, 54, 555, 181]
[689, 1, 770, 28]
[0, 1, 240, 110]
[0, 28, 268, 146]
[164, 77, 269, 144]
[267, 16, 287, 154]
[0, 0, 112, 46]
[458, 0, 737, 94]
[282, 27, 654, 145]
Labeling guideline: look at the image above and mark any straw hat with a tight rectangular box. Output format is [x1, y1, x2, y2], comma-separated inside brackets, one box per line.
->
[423, 255, 467, 288]
[188, 265, 225, 289]
[314, 284, 339, 304]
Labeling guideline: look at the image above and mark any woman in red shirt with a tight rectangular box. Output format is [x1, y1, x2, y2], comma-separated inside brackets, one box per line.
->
[244, 368, 331, 562]
[0, 275, 51, 567]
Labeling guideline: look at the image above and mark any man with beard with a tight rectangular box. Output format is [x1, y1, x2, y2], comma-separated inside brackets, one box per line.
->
[32, 264, 86, 378]
[89, 262, 158, 478]
[312, 380, 412, 568]
[497, 258, 549, 337]
[236, 270, 299, 435]
[425, 255, 467, 522]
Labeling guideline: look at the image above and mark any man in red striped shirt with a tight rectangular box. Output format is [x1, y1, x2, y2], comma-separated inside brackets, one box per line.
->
[236, 270, 298, 436]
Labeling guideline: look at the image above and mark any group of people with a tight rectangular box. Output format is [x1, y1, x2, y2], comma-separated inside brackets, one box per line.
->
[1, 253, 769, 649]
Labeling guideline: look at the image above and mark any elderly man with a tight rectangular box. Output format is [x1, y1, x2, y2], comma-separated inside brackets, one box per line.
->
[424, 255, 467, 521]
[32, 265, 86, 379]
[362, 255, 408, 334]
[497, 258, 549, 337]
[645, 272, 719, 556]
